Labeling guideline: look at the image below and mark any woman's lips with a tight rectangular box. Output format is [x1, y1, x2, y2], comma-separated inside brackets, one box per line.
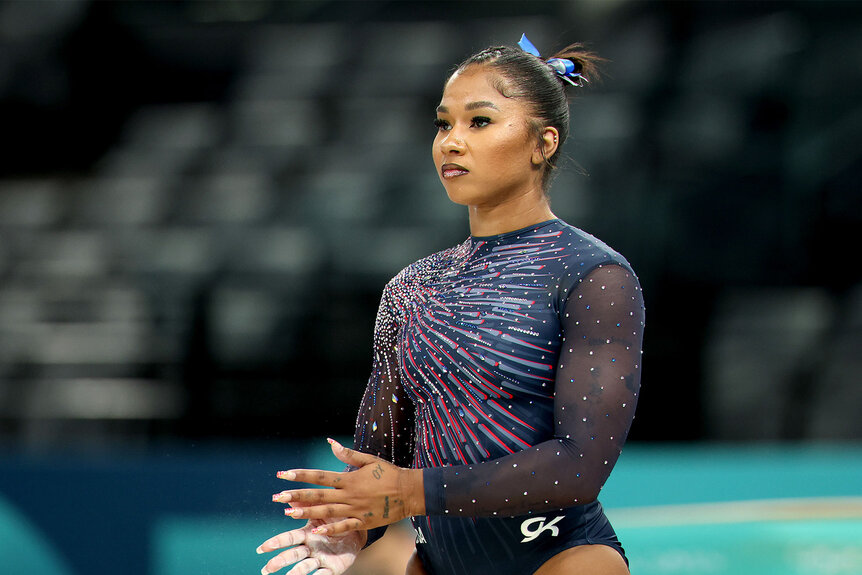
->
[441, 163, 469, 179]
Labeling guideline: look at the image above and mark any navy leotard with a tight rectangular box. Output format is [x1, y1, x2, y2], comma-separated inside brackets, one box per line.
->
[353, 218, 645, 574]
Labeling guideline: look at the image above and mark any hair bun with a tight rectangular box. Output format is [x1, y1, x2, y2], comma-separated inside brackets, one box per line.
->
[549, 43, 604, 86]
[518, 35, 599, 88]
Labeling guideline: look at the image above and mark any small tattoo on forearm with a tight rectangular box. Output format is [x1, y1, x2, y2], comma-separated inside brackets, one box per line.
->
[372, 463, 384, 480]
[383, 496, 390, 518]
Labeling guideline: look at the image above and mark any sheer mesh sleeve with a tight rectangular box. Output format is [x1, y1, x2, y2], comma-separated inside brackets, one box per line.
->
[423, 264, 644, 517]
[353, 281, 415, 466]
[352, 283, 416, 546]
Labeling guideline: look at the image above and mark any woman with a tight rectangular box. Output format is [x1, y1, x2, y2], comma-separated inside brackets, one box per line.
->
[258, 35, 644, 575]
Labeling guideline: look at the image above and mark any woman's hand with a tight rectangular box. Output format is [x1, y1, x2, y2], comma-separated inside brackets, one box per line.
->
[272, 438, 425, 536]
[257, 503, 367, 575]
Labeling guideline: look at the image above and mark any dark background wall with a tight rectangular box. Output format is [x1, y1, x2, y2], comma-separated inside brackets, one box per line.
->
[1, 0, 861, 451]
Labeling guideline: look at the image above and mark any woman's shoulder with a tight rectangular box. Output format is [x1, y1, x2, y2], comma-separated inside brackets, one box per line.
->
[549, 220, 639, 312]
[554, 219, 634, 272]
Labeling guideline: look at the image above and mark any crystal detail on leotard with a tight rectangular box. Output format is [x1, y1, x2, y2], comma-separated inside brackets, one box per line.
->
[353, 219, 645, 518]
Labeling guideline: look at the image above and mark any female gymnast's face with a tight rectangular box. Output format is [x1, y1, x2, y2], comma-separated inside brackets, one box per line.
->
[433, 66, 545, 208]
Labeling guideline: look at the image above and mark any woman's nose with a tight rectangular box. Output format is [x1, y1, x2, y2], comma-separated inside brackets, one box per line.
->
[440, 131, 466, 155]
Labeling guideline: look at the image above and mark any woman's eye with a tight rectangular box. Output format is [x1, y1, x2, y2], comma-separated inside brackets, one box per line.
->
[433, 118, 450, 130]
[471, 116, 491, 128]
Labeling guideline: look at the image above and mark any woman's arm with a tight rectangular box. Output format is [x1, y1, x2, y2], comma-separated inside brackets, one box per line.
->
[347, 282, 416, 546]
[423, 264, 644, 516]
[260, 282, 417, 574]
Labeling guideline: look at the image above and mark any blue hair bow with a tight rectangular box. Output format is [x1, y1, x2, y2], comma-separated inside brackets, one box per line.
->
[518, 33, 587, 87]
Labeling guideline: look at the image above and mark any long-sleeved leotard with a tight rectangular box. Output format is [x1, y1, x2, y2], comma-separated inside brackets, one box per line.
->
[354, 219, 644, 529]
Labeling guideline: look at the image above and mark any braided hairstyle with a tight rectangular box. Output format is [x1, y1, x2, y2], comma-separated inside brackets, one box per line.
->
[449, 42, 603, 190]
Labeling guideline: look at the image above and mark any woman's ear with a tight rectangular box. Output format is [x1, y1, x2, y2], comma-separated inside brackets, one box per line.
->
[532, 127, 559, 166]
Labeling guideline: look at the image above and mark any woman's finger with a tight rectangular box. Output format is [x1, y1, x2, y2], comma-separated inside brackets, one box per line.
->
[261, 545, 310, 575]
[256, 528, 307, 554]
[285, 556, 320, 575]
[328, 438, 380, 468]
[273, 488, 340, 505]
[277, 468, 343, 487]
[310, 517, 365, 537]
[284, 503, 353, 521]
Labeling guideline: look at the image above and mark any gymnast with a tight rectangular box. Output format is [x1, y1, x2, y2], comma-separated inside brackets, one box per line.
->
[258, 34, 645, 575]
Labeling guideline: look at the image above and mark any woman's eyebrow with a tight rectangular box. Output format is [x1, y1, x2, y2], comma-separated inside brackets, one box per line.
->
[465, 100, 499, 111]
[435, 101, 500, 114]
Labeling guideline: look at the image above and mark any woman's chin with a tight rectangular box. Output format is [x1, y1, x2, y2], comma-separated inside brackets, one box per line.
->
[443, 185, 481, 207]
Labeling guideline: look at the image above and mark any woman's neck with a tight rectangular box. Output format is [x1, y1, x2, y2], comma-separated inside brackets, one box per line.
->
[467, 190, 556, 237]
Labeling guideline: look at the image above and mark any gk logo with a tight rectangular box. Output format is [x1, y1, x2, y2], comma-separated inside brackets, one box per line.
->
[520, 516, 564, 543]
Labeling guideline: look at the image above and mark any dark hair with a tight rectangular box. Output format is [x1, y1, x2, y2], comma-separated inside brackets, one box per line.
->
[449, 42, 603, 190]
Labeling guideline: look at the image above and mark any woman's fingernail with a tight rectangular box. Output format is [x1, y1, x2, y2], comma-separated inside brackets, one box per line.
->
[276, 470, 296, 480]
[261, 568, 268, 575]
[284, 508, 299, 517]
[311, 527, 324, 535]
[256, 545, 264, 554]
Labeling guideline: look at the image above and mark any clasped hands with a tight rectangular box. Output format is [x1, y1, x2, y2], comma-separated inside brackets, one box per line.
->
[257, 438, 424, 575]
[273, 438, 425, 535]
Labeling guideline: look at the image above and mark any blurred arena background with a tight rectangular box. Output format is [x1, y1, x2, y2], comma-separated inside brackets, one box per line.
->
[0, 1, 860, 574]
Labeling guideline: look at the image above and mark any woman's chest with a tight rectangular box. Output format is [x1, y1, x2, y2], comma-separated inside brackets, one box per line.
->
[395, 255, 565, 401]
